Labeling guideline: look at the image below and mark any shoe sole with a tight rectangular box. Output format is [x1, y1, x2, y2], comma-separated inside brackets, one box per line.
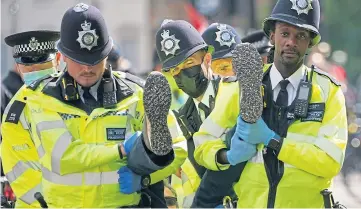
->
[232, 43, 264, 123]
[143, 71, 172, 156]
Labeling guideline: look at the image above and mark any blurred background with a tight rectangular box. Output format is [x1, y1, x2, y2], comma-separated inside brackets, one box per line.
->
[1, 0, 360, 207]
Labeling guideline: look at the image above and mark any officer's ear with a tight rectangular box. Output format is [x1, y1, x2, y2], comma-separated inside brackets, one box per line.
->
[269, 31, 276, 45]
[55, 52, 62, 66]
[203, 52, 212, 69]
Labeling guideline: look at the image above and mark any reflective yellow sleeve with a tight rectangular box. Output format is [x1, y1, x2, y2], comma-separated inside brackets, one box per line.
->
[1, 106, 41, 207]
[149, 111, 187, 184]
[193, 81, 239, 171]
[194, 139, 229, 171]
[278, 85, 347, 178]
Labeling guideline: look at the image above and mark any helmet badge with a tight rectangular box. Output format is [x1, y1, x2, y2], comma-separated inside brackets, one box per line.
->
[160, 30, 180, 56]
[29, 37, 39, 51]
[215, 24, 236, 48]
[290, 0, 313, 15]
[73, 3, 89, 12]
[76, 20, 99, 51]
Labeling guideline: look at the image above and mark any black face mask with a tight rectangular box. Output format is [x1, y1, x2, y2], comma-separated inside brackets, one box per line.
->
[174, 64, 209, 98]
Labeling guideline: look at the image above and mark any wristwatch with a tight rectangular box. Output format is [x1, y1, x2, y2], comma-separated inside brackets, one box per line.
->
[267, 138, 281, 153]
[141, 175, 151, 189]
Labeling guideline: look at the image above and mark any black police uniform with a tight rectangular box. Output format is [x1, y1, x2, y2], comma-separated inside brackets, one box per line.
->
[1, 30, 59, 178]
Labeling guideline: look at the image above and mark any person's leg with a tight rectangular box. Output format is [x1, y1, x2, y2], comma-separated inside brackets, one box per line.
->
[127, 71, 174, 175]
[191, 163, 245, 208]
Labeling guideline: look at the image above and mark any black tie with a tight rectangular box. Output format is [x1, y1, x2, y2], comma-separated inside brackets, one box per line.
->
[82, 87, 98, 108]
[198, 102, 210, 119]
[276, 80, 289, 107]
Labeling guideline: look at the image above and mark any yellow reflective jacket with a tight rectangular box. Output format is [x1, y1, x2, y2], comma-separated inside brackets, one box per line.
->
[9, 71, 186, 208]
[193, 64, 347, 208]
[1, 86, 42, 208]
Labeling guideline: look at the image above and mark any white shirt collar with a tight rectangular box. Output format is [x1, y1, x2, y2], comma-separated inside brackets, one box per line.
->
[78, 78, 102, 101]
[193, 81, 215, 108]
[270, 64, 305, 90]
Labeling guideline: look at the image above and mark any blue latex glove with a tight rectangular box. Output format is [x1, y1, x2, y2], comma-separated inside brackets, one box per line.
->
[235, 116, 279, 146]
[226, 134, 257, 166]
[122, 131, 142, 155]
[118, 166, 141, 194]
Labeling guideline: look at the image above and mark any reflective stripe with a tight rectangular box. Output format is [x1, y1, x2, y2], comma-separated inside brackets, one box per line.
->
[201, 118, 226, 138]
[42, 167, 118, 186]
[42, 166, 82, 186]
[101, 171, 119, 184]
[172, 140, 187, 151]
[36, 120, 67, 137]
[19, 111, 29, 130]
[85, 171, 118, 185]
[51, 131, 72, 174]
[19, 184, 41, 204]
[287, 132, 343, 164]
[5, 161, 41, 183]
[37, 145, 45, 158]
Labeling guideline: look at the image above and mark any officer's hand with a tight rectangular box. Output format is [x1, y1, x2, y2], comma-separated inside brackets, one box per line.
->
[226, 134, 257, 165]
[122, 131, 142, 155]
[235, 116, 278, 145]
[117, 166, 141, 194]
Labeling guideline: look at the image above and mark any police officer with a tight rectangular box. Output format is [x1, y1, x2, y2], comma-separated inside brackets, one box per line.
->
[201, 23, 242, 78]
[1, 30, 60, 208]
[189, 23, 249, 208]
[193, 0, 347, 207]
[154, 19, 220, 208]
[1, 3, 187, 208]
[241, 29, 273, 64]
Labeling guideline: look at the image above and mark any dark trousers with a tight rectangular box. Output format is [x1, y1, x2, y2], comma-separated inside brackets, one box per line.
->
[191, 162, 246, 208]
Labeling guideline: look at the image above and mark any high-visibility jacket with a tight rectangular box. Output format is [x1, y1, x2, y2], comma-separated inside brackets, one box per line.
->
[1, 85, 42, 208]
[193, 64, 347, 208]
[3, 71, 187, 208]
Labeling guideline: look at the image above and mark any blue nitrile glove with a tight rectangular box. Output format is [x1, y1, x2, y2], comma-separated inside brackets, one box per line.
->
[118, 166, 141, 194]
[235, 116, 279, 146]
[122, 131, 142, 155]
[226, 134, 257, 166]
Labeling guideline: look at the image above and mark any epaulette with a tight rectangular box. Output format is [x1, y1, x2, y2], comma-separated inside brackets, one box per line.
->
[27, 72, 61, 91]
[124, 72, 146, 88]
[222, 76, 237, 83]
[4, 100, 26, 124]
[313, 68, 341, 86]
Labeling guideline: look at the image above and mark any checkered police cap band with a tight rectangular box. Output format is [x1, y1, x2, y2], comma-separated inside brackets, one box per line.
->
[13, 40, 56, 55]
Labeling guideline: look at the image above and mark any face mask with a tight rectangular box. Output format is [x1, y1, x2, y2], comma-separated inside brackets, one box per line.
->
[23, 67, 56, 86]
[174, 64, 209, 98]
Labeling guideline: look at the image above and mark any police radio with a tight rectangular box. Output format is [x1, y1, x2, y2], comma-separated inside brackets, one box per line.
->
[102, 65, 117, 109]
[60, 71, 80, 101]
[294, 65, 314, 118]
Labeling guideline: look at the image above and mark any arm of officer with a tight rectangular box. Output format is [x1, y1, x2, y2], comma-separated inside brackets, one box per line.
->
[1, 98, 41, 207]
[193, 81, 239, 171]
[149, 111, 187, 185]
[278, 85, 347, 178]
